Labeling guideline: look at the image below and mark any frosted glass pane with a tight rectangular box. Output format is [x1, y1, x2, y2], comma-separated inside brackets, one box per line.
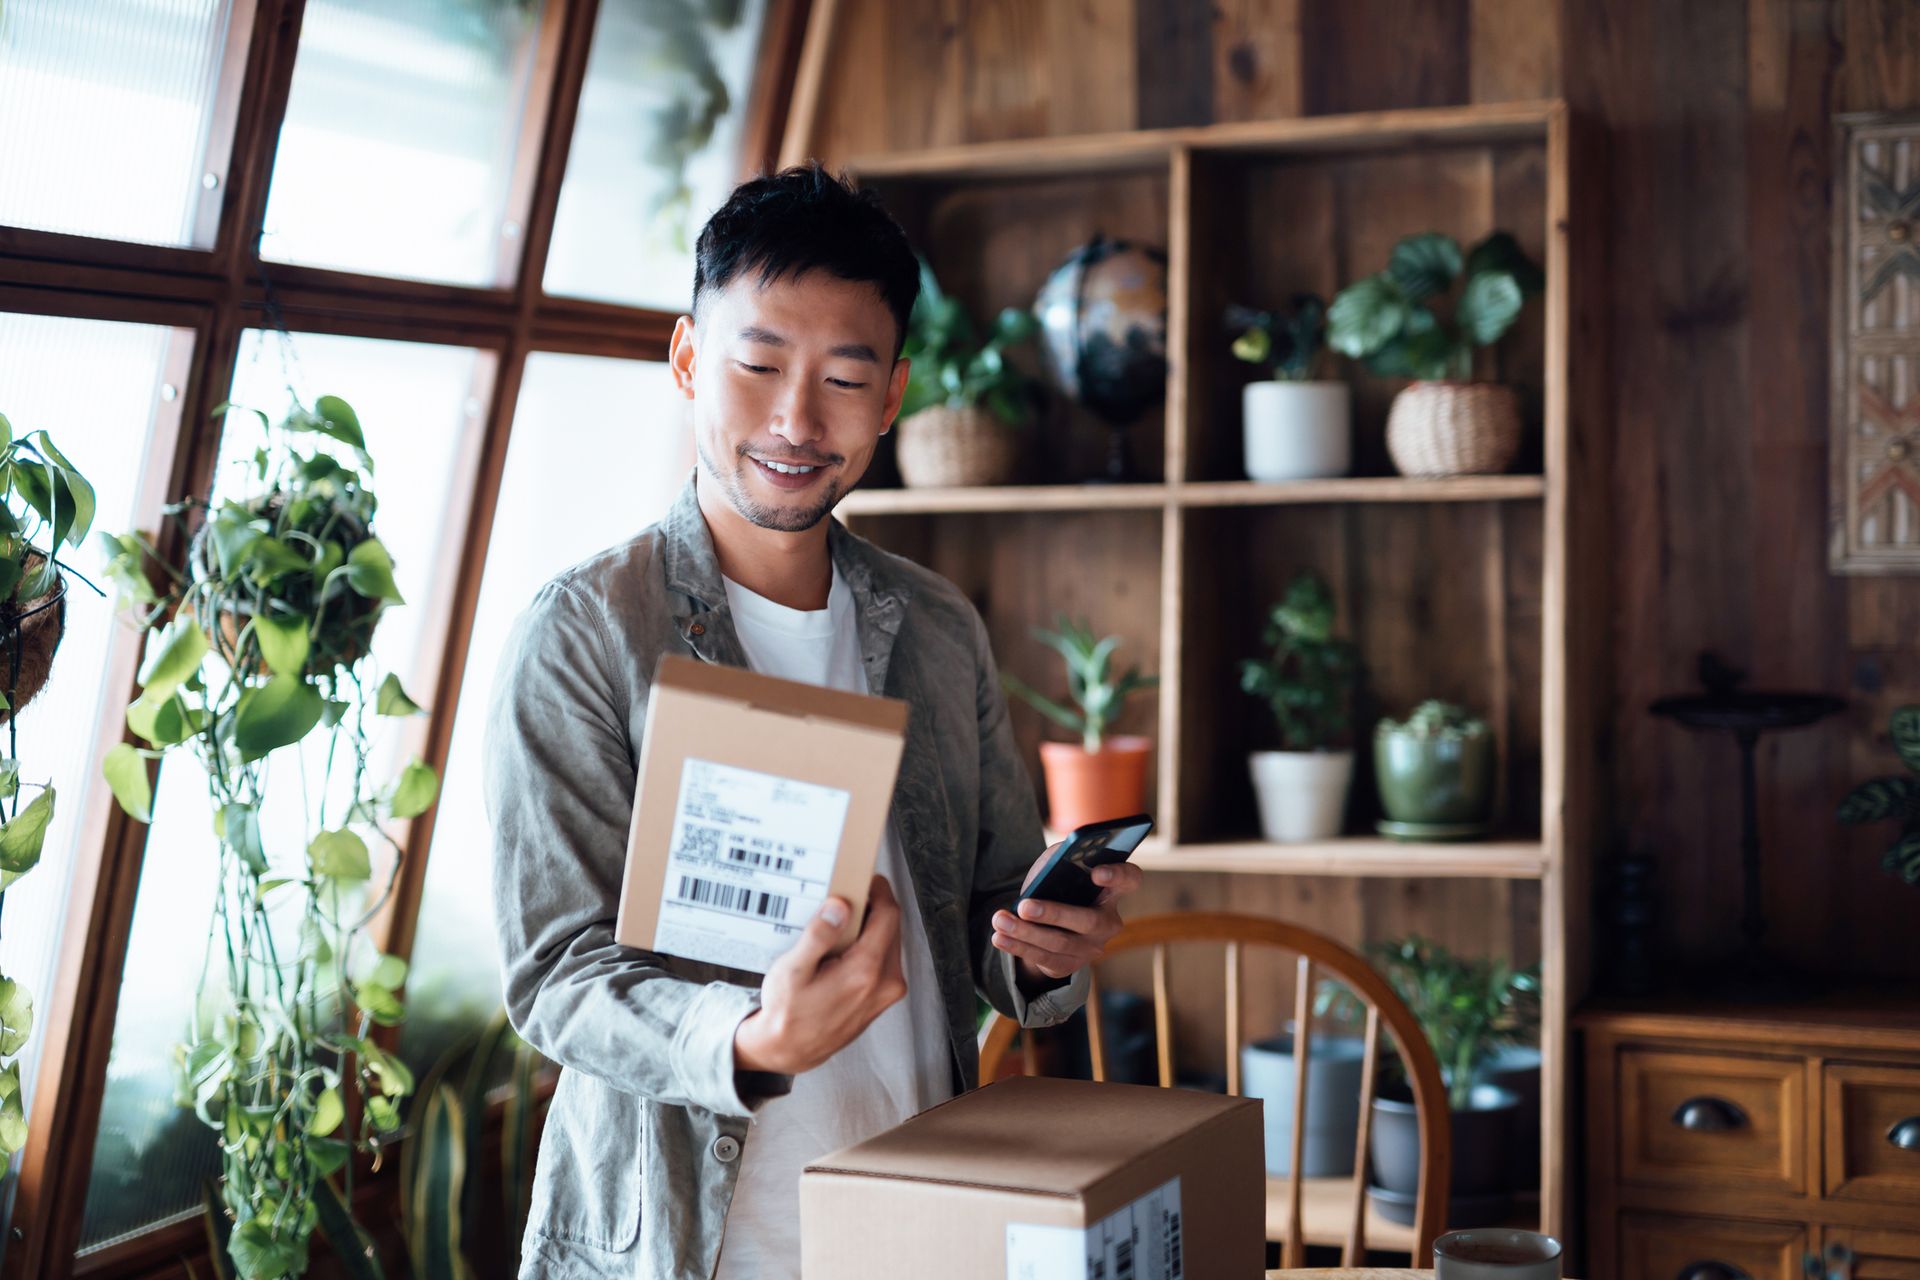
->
[401, 354, 688, 1075]
[0, 0, 236, 246]
[79, 331, 487, 1252]
[259, 0, 545, 285]
[543, 0, 768, 309]
[0, 315, 173, 1248]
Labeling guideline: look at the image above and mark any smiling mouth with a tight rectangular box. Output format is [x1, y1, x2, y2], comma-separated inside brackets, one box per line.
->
[755, 457, 826, 475]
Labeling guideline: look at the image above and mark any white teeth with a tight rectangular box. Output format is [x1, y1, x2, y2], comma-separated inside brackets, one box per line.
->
[762, 460, 817, 475]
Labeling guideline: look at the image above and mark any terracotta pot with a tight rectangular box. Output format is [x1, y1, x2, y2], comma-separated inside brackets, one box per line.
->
[895, 404, 1023, 488]
[0, 551, 66, 723]
[1385, 381, 1521, 477]
[1037, 736, 1151, 832]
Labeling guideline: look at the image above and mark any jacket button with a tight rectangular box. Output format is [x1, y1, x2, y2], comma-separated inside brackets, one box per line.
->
[689, 622, 706, 637]
[713, 1135, 740, 1162]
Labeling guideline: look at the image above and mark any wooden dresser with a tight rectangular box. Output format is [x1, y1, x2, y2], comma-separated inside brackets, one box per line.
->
[1580, 995, 1920, 1280]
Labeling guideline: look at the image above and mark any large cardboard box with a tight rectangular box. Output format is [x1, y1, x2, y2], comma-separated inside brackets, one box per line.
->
[616, 655, 908, 972]
[800, 1075, 1266, 1279]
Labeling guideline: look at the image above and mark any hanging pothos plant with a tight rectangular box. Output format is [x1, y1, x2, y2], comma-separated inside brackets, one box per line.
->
[0, 413, 100, 1160]
[99, 395, 438, 1280]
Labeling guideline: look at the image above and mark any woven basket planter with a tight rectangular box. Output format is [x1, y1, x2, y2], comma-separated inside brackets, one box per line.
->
[0, 551, 67, 724]
[895, 404, 1022, 488]
[1385, 381, 1521, 477]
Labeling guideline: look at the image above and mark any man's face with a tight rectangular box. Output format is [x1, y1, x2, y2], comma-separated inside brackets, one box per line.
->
[670, 267, 909, 533]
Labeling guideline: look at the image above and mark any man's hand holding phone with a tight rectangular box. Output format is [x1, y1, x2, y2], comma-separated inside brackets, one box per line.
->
[733, 874, 907, 1076]
[990, 832, 1146, 985]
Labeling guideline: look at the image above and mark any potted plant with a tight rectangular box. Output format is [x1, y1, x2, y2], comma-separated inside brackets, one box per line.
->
[1361, 936, 1541, 1228]
[1227, 294, 1350, 482]
[0, 413, 98, 1159]
[99, 396, 438, 1280]
[1002, 616, 1156, 832]
[1240, 978, 1369, 1177]
[1328, 231, 1543, 477]
[1838, 704, 1920, 884]
[1239, 572, 1359, 842]
[894, 257, 1043, 488]
[1374, 699, 1497, 839]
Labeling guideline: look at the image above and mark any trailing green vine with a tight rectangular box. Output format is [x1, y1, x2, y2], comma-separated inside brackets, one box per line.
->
[0, 412, 100, 1160]
[100, 396, 437, 1279]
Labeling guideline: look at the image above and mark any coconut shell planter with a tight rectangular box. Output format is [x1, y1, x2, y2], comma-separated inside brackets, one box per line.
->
[0, 550, 67, 723]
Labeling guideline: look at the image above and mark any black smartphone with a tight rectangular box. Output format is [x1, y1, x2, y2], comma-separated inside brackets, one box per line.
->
[1018, 813, 1155, 909]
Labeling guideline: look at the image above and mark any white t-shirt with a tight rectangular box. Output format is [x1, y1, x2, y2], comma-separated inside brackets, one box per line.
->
[712, 566, 955, 1280]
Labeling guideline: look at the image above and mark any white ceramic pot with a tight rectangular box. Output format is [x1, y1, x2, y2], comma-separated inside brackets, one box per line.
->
[1242, 380, 1351, 481]
[1248, 749, 1354, 842]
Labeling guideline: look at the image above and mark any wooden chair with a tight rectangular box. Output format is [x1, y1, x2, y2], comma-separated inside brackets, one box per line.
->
[979, 911, 1452, 1265]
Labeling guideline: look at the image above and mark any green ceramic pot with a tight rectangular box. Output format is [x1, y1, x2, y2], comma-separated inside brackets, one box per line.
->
[1373, 725, 1495, 824]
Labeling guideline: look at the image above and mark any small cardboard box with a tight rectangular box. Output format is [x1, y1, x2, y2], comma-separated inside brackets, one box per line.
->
[615, 654, 909, 973]
[800, 1075, 1266, 1279]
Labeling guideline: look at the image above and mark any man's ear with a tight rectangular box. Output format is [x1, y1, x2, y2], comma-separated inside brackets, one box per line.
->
[669, 315, 697, 399]
[881, 355, 910, 435]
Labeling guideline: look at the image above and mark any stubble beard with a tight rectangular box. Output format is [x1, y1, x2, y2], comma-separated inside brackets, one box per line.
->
[697, 436, 843, 533]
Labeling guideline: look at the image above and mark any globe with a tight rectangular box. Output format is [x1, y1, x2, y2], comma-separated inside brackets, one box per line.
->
[1033, 236, 1170, 429]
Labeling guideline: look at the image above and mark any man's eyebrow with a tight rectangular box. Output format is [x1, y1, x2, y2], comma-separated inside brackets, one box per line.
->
[736, 326, 880, 365]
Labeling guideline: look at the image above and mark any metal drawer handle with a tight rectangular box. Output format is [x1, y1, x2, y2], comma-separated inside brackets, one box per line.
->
[1889, 1115, 1920, 1151]
[1671, 1096, 1748, 1132]
[1677, 1265, 1750, 1280]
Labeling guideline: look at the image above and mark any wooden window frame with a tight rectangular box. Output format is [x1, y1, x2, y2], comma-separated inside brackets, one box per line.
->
[0, 1, 814, 1274]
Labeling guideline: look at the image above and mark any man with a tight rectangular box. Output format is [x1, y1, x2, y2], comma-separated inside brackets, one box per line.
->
[486, 163, 1145, 1280]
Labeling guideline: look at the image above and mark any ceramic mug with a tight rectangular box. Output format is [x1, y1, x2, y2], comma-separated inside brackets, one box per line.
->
[1432, 1228, 1563, 1280]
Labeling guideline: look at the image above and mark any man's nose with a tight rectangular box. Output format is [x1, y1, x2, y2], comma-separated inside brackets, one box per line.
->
[769, 377, 825, 445]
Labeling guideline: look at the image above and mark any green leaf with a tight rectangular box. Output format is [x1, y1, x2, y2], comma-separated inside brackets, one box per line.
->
[0, 787, 53, 880]
[1838, 776, 1917, 824]
[366, 1094, 402, 1132]
[0, 414, 11, 452]
[220, 802, 267, 873]
[209, 503, 266, 580]
[246, 537, 310, 586]
[0, 977, 32, 1056]
[0, 1089, 26, 1158]
[229, 1216, 307, 1280]
[103, 743, 152, 822]
[308, 1087, 344, 1137]
[308, 1137, 350, 1178]
[376, 673, 425, 718]
[232, 675, 324, 761]
[127, 691, 205, 747]
[1465, 230, 1545, 294]
[32, 432, 94, 547]
[1387, 233, 1463, 302]
[345, 538, 403, 603]
[1455, 270, 1525, 347]
[388, 758, 439, 820]
[405, 1085, 470, 1280]
[312, 396, 367, 451]
[313, 1174, 386, 1280]
[321, 698, 351, 727]
[1231, 327, 1272, 364]
[368, 953, 408, 990]
[1889, 706, 1920, 774]
[253, 612, 309, 678]
[1882, 826, 1920, 884]
[137, 616, 209, 704]
[1328, 274, 1411, 359]
[363, 1043, 415, 1097]
[354, 981, 404, 1026]
[308, 828, 370, 881]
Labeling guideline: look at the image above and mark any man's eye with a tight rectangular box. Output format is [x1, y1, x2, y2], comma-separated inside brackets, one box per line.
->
[828, 379, 866, 389]
[737, 361, 774, 374]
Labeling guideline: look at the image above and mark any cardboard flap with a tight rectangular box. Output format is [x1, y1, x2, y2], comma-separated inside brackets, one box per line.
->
[803, 1076, 1260, 1198]
[653, 653, 908, 733]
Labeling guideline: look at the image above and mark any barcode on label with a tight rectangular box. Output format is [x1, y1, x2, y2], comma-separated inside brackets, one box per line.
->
[727, 845, 796, 874]
[676, 875, 791, 920]
[1115, 1237, 1134, 1280]
[1167, 1210, 1181, 1277]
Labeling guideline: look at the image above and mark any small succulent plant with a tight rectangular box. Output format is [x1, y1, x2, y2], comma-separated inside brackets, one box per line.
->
[1378, 699, 1488, 740]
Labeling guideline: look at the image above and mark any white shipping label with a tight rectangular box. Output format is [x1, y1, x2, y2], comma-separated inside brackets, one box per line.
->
[652, 758, 851, 972]
[1005, 1176, 1183, 1280]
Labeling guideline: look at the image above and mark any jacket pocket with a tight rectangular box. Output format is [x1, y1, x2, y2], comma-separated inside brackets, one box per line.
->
[527, 1068, 644, 1251]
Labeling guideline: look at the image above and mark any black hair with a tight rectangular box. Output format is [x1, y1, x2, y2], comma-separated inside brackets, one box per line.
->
[691, 162, 920, 357]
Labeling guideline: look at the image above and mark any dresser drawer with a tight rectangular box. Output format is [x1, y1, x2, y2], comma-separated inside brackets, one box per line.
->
[1824, 1062, 1920, 1204]
[1619, 1212, 1807, 1280]
[1618, 1048, 1807, 1194]
[1822, 1226, 1920, 1278]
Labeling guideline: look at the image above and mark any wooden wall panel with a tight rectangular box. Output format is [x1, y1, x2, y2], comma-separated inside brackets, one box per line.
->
[808, 0, 1920, 987]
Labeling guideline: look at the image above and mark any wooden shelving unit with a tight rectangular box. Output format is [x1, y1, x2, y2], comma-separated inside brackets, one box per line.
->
[837, 98, 1606, 1245]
